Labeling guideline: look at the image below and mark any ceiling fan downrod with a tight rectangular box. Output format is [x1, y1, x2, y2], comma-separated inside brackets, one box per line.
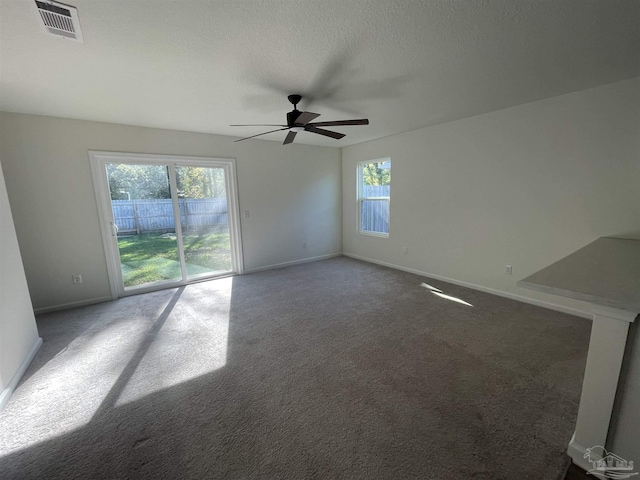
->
[287, 94, 303, 126]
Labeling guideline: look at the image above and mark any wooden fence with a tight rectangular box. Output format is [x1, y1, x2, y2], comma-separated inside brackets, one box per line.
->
[361, 185, 390, 234]
[113, 186, 388, 236]
[112, 198, 228, 235]
[362, 185, 390, 197]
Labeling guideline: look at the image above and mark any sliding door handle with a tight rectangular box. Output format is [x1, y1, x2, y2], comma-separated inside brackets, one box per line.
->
[110, 222, 119, 237]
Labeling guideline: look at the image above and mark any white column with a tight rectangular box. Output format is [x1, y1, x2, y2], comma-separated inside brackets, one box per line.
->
[568, 305, 637, 472]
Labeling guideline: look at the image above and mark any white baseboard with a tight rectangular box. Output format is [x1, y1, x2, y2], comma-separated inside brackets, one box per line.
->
[244, 253, 343, 274]
[0, 336, 43, 412]
[343, 252, 591, 319]
[34, 296, 112, 315]
[567, 434, 593, 473]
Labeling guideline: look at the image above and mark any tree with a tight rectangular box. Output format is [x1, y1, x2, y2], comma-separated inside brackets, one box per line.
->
[107, 164, 171, 200]
[107, 164, 227, 200]
[362, 162, 390, 186]
[176, 167, 226, 199]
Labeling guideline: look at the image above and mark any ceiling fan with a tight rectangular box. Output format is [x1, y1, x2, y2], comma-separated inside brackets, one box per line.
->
[231, 94, 369, 145]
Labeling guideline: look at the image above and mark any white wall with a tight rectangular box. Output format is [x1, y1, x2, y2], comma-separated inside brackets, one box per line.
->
[0, 156, 40, 408]
[0, 113, 342, 312]
[342, 78, 640, 316]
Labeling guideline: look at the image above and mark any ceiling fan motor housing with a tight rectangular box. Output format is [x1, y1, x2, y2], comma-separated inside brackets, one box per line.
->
[287, 109, 302, 126]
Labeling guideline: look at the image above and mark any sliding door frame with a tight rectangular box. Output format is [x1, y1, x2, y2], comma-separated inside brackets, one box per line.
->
[89, 151, 244, 299]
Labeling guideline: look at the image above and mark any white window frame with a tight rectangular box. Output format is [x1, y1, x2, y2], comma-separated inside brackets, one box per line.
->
[357, 158, 391, 238]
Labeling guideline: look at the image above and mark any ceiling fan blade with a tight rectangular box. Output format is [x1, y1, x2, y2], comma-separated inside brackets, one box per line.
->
[305, 125, 345, 140]
[283, 131, 297, 145]
[234, 127, 289, 142]
[308, 119, 369, 127]
[230, 124, 287, 127]
[294, 111, 320, 125]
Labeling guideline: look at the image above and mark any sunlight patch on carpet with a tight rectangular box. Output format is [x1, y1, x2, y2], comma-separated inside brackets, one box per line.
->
[0, 316, 154, 455]
[420, 282, 473, 307]
[420, 282, 443, 293]
[114, 277, 232, 406]
[431, 291, 473, 307]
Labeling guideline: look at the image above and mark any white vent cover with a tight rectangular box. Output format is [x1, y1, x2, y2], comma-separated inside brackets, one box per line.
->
[34, 0, 83, 43]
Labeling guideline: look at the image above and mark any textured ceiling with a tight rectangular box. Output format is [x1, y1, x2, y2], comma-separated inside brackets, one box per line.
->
[1, 0, 638, 147]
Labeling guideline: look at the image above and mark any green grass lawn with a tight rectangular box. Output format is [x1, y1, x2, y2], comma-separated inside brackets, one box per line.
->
[117, 231, 232, 287]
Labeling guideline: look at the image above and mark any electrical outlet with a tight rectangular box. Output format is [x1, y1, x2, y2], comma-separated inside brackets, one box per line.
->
[72, 274, 83, 284]
[504, 265, 512, 275]
[244, 210, 250, 219]
[403, 247, 408, 255]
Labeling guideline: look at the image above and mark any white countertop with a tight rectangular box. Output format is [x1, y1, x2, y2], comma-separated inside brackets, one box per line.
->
[518, 237, 640, 313]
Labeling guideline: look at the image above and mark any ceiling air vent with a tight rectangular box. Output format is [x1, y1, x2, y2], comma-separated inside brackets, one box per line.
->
[34, 0, 83, 43]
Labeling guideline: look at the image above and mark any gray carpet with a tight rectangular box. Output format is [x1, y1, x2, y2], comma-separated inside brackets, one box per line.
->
[0, 257, 590, 479]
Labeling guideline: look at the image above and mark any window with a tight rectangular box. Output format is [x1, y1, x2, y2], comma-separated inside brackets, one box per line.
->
[357, 158, 391, 236]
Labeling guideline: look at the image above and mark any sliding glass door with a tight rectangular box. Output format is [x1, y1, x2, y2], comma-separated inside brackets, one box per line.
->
[90, 153, 243, 298]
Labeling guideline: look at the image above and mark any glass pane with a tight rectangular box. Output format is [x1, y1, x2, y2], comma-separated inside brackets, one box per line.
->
[175, 166, 232, 279]
[361, 199, 390, 234]
[360, 160, 390, 196]
[107, 163, 181, 289]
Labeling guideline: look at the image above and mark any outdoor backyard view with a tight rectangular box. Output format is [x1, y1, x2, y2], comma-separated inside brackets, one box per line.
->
[107, 163, 232, 288]
[117, 231, 231, 287]
[359, 160, 391, 235]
